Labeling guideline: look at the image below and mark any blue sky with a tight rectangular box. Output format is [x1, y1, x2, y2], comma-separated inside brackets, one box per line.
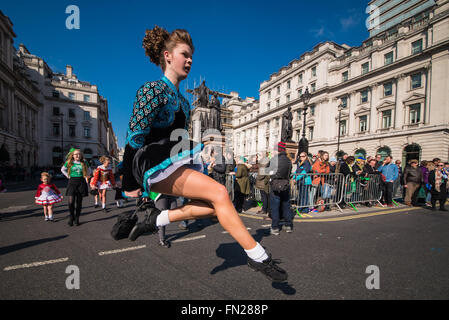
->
[2, 0, 371, 148]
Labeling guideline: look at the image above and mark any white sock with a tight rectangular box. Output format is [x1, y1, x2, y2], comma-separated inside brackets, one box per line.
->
[245, 242, 269, 263]
[156, 210, 170, 227]
[102, 203, 106, 209]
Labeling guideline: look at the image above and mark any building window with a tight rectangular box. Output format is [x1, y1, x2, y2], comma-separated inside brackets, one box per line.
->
[298, 73, 303, 84]
[342, 71, 349, 82]
[384, 82, 393, 97]
[412, 39, 423, 55]
[311, 66, 317, 77]
[268, 91, 271, 99]
[297, 110, 301, 120]
[52, 107, 60, 116]
[267, 102, 271, 110]
[411, 73, 422, 89]
[361, 62, 369, 75]
[69, 125, 76, 137]
[384, 51, 394, 66]
[52, 90, 60, 98]
[276, 86, 280, 95]
[382, 110, 392, 128]
[69, 108, 75, 118]
[287, 80, 291, 90]
[359, 115, 368, 132]
[308, 127, 314, 140]
[341, 97, 348, 108]
[53, 123, 60, 136]
[298, 88, 302, 97]
[83, 94, 90, 102]
[276, 99, 280, 108]
[310, 105, 315, 116]
[339, 120, 347, 136]
[68, 92, 75, 100]
[83, 111, 91, 121]
[83, 127, 91, 138]
[286, 94, 290, 102]
[311, 83, 316, 92]
[409, 104, 421, 124]
[361, 90, 368, 103]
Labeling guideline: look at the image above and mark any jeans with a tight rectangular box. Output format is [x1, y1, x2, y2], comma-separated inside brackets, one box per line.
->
[297, 182, 310, 212]
[260, 190, 269, 213]
[384, 182, 394, 205]
[270, 188, 293, 229]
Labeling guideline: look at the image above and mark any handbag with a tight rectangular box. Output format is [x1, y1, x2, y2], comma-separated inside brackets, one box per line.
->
[110, 200, 153, 240]
[271, 179, 289, 192]
[321, 183, 333, 199]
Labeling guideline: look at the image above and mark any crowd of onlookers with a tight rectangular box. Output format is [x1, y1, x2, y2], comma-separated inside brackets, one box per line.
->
[200, 144, 449, 235]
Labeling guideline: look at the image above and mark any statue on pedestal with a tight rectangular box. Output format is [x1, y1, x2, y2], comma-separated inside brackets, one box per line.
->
[281, 106, 293, 142]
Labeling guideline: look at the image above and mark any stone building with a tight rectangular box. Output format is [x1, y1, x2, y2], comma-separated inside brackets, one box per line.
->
[0, 11, 42, 168]
[228, 0, 449, 163]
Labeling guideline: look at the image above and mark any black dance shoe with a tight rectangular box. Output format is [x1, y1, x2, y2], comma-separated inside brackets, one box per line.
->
[128, 206, 161, 241]
[68, 216, 74, 227]
[247, 253, 288, 282]
[158, 239, 171, 248]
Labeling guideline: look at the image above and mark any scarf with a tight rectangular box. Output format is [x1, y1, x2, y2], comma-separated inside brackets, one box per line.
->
[435, 170, 449, 193]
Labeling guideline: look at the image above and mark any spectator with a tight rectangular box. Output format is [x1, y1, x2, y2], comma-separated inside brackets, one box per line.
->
[209, 148, 226, 186]
[403, 159, 423, 207]
[255, 157, 270, 216]
[432, 158, 441, 167]
[428, 161, 448, 211]
[225, 150, 236, 175]
[374, 154, 383, 170]
[378, 156, 399, 207]
[424, 162, 435, 205]
[268, 142, 293, 234]
[294, 152, 312, 213]
[311, 151, 331, 212]
[234, 157, 250, 213]
[329, 157, 338, 173]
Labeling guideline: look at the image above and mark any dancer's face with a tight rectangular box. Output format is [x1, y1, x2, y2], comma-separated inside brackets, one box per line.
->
[73, 151, 82, 162]
[165, 43, 193, 81]
[42, 176, 49, 184]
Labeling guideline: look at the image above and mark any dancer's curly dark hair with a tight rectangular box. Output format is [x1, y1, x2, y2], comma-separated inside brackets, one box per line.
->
[142, 25, 194, 71]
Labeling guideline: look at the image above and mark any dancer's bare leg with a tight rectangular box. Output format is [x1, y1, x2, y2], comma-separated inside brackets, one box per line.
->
[151, 167, 257, 250]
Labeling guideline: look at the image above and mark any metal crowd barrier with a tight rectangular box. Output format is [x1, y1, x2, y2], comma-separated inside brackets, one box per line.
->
[291, 173, 345, 213]
[224, 172, 385, 213]
[392, 177, 404, 201]
[342, 174, 384, 208]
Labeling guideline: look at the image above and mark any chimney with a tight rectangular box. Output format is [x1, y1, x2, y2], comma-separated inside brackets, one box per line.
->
[66, 65, 73, 78]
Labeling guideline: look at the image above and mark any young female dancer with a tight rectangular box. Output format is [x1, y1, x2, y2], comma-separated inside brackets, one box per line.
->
[122, 26, 287, 282]
[90, 156, 116, 212]
[61, 149, 91, 226]
[35, 172, 63, 221]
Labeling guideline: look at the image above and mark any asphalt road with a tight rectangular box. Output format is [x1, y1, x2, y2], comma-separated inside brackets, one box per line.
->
[1, 186, 449, 300]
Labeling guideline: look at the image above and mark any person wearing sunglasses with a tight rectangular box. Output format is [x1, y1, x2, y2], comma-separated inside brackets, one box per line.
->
[428, 162, 448, 211]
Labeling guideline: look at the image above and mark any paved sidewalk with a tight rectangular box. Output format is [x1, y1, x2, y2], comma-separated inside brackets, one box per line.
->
[242, 201, 427, 220]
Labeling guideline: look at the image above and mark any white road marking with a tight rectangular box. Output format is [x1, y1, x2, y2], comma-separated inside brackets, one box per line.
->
[98, 245, 147, 256]
[171, 235, 206, 243]
[222, 227, 251, 234]
[0, 205, 31, 214]
[3, 257, 69, 271]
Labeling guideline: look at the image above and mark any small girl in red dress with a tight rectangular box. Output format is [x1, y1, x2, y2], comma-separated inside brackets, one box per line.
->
[35, 172, 63, 221]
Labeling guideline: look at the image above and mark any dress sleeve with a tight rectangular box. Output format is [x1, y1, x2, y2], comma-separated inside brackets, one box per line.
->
[91, 167, 100, 186]
[35, 184, 43, 198]
[61, 163, 69, 178]
[51, 184, 62, 196]
[122, 81, 165, 191]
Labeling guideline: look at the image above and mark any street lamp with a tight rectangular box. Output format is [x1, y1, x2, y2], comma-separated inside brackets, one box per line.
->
[59, 112, 64, 162]
[337, 104, 343, 157]
[297, 87, 311, 156]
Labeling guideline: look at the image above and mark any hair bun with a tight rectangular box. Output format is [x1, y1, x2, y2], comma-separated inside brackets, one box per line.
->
[142, 25, 170, 66]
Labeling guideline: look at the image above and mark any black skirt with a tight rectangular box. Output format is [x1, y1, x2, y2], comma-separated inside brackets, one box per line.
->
[66, 177, 89, 197]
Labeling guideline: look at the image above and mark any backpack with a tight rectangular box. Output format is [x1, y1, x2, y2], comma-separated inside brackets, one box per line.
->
[110, 211, 138, 240]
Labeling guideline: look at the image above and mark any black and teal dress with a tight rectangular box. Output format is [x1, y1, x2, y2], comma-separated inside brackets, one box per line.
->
[122, 76, 203, 197]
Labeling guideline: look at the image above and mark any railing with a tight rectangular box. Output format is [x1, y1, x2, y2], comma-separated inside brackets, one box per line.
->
[342, 174, 384, 210]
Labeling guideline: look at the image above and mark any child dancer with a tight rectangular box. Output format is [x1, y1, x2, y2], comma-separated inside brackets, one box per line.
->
[90, 156, 116, 212]
[89, 167, 100, 208]
[35, 172, 63, 221]
[61, 149, 91, 226]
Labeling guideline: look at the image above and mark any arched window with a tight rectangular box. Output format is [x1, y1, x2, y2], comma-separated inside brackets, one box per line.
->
[403, 144, 421, 165]
[377, 146, 391, 161]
